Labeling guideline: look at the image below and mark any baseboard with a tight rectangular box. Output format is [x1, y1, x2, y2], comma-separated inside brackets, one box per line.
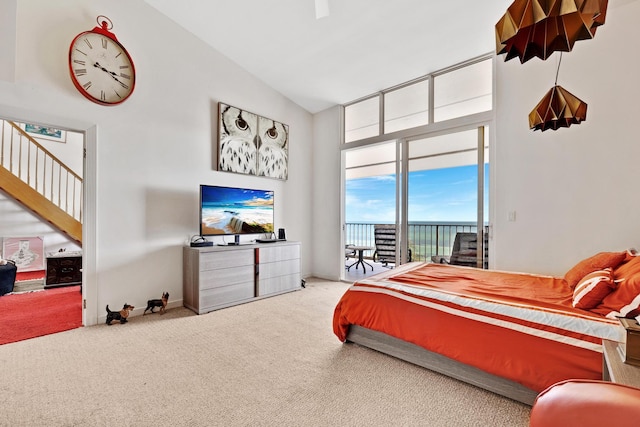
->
[98, 299, 185, 324]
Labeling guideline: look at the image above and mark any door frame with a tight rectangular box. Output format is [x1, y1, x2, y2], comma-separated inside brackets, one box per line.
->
[0, 105, 97, 325]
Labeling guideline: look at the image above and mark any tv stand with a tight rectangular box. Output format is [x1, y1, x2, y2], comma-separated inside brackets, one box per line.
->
[183, 241, 301, 314]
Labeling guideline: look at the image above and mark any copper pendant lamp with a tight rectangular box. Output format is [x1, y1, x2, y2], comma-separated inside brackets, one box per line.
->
[529, 54, 587, 131]
[496, 0, 608, 63]
[529, 85, 587, 131]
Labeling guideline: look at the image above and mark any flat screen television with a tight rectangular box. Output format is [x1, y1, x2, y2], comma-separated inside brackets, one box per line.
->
[199, 185, 274, 236]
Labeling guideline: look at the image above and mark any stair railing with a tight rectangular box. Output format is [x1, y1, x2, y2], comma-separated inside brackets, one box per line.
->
[0, 120, 83, 223]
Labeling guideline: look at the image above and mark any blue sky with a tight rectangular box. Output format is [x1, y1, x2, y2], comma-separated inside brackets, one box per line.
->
[346, 165, 488, 223]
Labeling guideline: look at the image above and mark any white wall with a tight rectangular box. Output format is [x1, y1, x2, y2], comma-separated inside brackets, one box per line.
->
[0, 195, 82, 255]
[494, 0, 640, 275]
[0, 0, 16, 82]
[0, 0, 313, 324]
[311, 106, 342, 280]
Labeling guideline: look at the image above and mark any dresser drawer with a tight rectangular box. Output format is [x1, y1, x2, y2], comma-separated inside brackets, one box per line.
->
[259, 245, 300, 263]
[200, 265, 255, 290]
[199, 250, 254, 271]
[199, 282, 255, 311]
[258, 258, 300, 279]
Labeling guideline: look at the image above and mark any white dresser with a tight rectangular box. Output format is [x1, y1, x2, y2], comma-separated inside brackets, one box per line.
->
[183, 241, 301, 314]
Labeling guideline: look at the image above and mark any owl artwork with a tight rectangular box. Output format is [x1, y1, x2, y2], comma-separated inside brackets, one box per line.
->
[218, 105, 258, 175]
[257, 116, 289, 180]
[218, 103, 289, 180]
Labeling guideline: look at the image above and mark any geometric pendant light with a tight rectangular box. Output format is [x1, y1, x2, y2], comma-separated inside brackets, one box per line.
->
[496, 0, 608, 63]
[529, 85, 587, 131]
[529, 52, 588, 131]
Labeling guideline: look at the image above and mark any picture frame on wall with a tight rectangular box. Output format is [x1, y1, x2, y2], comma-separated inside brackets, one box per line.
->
[21, 123, 67, 143]
[2, 236, 45, 272]
[217, 102, 289, 180]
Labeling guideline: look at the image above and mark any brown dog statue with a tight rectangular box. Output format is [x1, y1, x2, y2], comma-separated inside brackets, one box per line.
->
[143, 292, 169, 315]
[106, 303, 134, 325]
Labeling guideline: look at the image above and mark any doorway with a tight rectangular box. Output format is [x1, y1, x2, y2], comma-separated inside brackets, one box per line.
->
[0, 115, 88, 337]
[343, 141, 398, 280]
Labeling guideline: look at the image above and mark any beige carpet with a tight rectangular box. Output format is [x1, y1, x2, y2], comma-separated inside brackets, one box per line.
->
[0, 278, 530, 426]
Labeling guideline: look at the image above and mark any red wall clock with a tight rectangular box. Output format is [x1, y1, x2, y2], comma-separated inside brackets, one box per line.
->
[68, 16, 136, 105]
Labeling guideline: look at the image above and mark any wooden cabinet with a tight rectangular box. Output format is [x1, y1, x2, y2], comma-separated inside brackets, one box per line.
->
[183, 241, 301, 314]
[45, 253, 82, 288]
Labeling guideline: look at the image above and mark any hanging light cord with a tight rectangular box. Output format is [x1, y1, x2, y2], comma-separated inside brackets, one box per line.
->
[555, 52, 563, 86]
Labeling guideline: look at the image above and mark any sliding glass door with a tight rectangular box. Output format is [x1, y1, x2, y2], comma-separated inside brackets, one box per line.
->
[343, 142, 398, 277]
[343, 126, 489, 278]
[404, 127, 489, 268]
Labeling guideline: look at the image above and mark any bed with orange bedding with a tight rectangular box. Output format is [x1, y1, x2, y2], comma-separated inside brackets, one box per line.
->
[333, 262, 625, 404]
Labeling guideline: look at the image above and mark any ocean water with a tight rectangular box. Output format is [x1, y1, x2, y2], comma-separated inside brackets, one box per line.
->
[202, 203, 273, 234]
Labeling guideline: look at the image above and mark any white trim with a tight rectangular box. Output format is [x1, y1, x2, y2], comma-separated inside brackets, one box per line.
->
[83, 125, 97, 326]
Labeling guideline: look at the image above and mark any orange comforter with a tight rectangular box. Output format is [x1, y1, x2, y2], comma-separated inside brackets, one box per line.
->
[333, 263, 623, 392]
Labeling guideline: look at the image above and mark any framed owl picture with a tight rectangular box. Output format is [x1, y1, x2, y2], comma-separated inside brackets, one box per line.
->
[217, 103, 289, 180]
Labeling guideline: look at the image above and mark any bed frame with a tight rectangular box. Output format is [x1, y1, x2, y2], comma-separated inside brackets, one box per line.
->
[345, 325, 539, 405]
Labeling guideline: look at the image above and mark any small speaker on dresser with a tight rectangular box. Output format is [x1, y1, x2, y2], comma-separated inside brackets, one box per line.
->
[278, 228, 286, 240]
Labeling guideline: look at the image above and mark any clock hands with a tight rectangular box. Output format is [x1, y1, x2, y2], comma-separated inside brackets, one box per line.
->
[93, 62, 129, 88]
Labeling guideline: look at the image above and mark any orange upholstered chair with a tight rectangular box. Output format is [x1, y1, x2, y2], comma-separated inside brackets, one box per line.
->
[529, 379, 640, 427]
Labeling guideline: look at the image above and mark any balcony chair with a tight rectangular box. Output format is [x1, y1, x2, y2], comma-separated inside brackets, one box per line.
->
[372, 224, 411, 268]
[431, 232, 488, 268]
[345, 244, 357, 268]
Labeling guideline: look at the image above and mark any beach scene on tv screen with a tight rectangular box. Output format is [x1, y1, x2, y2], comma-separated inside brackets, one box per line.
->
[201, 186, 274, 235]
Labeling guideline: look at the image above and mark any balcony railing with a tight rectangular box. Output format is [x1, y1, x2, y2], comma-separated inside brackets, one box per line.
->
[345, 222, 488, 263]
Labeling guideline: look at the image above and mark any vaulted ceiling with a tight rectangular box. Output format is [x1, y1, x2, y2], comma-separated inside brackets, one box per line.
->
[145, 0, 512, 113]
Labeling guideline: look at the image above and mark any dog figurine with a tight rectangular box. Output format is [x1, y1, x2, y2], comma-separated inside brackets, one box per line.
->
[106, 303, 134, 325]
[143, 292, 169, 315]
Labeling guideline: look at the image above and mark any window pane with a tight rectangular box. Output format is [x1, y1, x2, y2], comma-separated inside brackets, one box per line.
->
[345, 142, 396, 180]
[345, 143, 397, 255]
[434, 58, 492, 122]
[344, 97, 379, 143]
[384, 79, 429, 133]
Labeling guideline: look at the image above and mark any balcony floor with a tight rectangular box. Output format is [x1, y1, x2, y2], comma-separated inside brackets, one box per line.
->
[343, 258, 396, 282]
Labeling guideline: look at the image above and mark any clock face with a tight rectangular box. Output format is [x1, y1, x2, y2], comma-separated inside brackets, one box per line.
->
[68, 31, 136, 105]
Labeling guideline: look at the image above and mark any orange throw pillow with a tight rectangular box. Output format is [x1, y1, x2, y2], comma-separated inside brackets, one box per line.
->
[591, 275, 640, 318]
[572, 268, 616, 310]
[564, 252, 626, 289]
[613, 252, 640, 281]
[591, 254, 640, 318]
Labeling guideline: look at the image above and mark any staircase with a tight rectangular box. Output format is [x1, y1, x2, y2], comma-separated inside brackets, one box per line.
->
[0, 120, 82, 244]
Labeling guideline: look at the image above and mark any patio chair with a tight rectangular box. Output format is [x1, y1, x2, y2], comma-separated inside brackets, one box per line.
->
[431, 232, 487, 268]
[345, 244, 356, 259]
[372, 224, 411, 268]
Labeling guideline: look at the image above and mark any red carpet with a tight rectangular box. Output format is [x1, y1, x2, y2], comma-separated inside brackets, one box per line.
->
[0, 286, 82, 345]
